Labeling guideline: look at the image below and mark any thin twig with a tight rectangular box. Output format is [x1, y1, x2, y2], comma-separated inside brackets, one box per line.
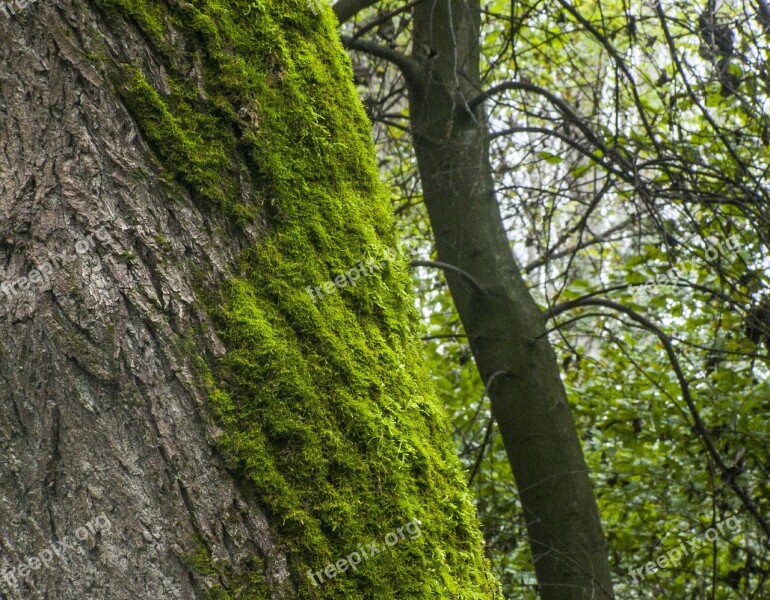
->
[545, 297, 770, 538]
[410, 260, 486, 295]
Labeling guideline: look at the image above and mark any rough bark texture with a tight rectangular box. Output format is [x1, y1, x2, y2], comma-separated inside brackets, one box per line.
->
[0, 1, 500, 598]
[405, 0, 616, 598]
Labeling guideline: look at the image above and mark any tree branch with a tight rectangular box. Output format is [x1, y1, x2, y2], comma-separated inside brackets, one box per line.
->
[491, 125, 632, 185]
[410, 260, 486, 295]
[340, 36, 422, 89]
[470, 82, 618, 164]
[344, 0, 424, 43]
[333, 0, 380, 24]
[468, 418, 494, 486]
[421, 334, 469, 341]
[544, 297, 770, 538]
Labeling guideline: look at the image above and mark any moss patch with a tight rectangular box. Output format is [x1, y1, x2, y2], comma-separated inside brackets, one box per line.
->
[93, 0, 501, 597]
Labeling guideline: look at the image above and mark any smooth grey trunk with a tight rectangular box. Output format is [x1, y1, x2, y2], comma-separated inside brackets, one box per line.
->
[407, 1, 615, 597]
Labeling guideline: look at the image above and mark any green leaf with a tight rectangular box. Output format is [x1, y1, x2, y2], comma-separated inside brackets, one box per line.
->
[537, 151, 563, 164]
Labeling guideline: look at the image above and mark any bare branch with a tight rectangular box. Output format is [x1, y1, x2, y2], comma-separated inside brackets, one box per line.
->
[333, 0, 380, 24]
[345, 0, 424, 43]
[341, 35, 422, 89]
[410, 260, 487, 295]
[544, 297, 770, 538]
[421, 334, 469, 341]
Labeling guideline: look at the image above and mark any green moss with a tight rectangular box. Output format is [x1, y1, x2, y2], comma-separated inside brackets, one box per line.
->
[119, 64, 242, 216]
[92, 0, 501, 597]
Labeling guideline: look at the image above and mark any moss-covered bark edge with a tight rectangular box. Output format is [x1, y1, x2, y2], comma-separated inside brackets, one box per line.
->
[90, 0, 502, 597]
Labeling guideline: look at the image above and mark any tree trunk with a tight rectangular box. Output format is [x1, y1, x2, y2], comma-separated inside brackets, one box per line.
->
[0, 2, 499, 598]
[407, 1, 615, 598]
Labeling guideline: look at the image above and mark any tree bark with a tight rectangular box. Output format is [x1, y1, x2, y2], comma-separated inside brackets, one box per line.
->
[0, 1, 499, 598]
[406, 0, 616, 598]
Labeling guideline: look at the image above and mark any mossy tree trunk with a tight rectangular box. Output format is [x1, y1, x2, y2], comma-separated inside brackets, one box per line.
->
[0, 1, 499, 598]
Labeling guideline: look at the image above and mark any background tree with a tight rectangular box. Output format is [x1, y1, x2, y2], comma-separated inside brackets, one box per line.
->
[338, 0, 770, 597]
[0, 1, 500, 598]
[339, 0, 617, 598]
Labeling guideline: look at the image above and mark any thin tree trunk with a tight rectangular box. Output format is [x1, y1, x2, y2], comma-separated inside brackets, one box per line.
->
[0, 1, 499, 598]
[407, 1, 615, 597]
